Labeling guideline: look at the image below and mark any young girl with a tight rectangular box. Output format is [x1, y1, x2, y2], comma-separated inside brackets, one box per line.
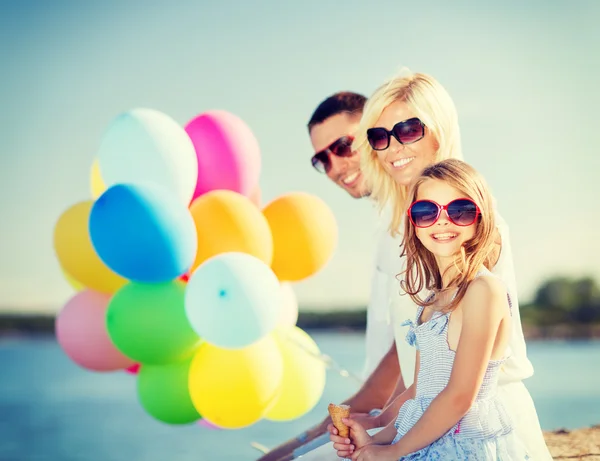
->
[337, 159, 531, 460]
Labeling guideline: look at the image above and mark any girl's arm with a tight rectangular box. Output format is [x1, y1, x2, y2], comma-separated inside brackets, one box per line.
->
[333, 352, 419, 458]
[369, 349, 420, 444]
[389, 276, 509, 458]
[380, 373, 408, 414]
[374, 383, 414, 429]
[376, 347, 421, 427]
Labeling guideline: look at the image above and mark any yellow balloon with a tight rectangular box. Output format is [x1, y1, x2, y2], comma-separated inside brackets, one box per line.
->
[189, 190, 273, 271]
[61, 267, 85, 291]
[188, 336, 283, 429]
[53, 201, 128, 294]
[265, 326, 326, 421]
[263, 192, 337, 281]
[90, 159, 106, 199]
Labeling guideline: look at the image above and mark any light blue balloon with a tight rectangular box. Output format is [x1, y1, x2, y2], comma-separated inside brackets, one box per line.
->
[89, 183, 197, 283]
[184, 252, 281, 349]
[96, 108, 198, 205]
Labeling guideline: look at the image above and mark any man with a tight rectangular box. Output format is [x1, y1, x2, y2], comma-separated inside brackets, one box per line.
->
[257, 93, 412, 461]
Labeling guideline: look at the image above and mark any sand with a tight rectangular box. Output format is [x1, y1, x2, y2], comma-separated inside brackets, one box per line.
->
[545, 425, 600, 460]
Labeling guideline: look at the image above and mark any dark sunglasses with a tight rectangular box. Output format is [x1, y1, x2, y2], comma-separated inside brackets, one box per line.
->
[311, 136, 355, 173]
[407, 198, 480, 228]
[366, 117, 425, 151]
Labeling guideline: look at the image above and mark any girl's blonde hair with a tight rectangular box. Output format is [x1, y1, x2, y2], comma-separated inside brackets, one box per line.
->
[355, 69, 463, 235]
[400, 159, 497, 312]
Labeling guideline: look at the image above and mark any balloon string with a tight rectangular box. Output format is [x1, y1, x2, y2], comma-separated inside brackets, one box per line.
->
[280, 332, 365, 385]
[250, 442, 270, 454]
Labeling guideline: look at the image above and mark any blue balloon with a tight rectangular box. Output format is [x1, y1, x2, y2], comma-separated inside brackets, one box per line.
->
[89, 183, 197, 283]
[184, 252, 281, 349]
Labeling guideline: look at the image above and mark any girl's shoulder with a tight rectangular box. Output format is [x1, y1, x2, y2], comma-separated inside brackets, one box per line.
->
[462, 272, 510, 316]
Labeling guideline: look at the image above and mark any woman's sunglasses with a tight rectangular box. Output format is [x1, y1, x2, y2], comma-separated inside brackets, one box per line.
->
[366, 117, 425, 151]
[311, 136, 355, 173]
[407, 198, 480, 228]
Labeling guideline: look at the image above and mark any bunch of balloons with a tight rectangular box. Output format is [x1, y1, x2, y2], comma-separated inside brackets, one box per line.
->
[52, 108, 338, 428]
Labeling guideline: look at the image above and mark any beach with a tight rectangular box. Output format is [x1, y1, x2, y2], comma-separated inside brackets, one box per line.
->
[545, 426, 600, 460]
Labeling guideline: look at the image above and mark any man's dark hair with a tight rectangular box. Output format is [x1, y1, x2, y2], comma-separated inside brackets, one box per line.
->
[307, 91, 367, 132]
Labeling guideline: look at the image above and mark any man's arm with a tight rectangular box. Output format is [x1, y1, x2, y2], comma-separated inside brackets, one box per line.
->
[257, 344, 400, 461]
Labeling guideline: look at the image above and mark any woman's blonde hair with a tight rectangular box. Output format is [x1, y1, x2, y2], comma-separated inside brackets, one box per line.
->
[400, 159, 497, 312]
[355, 69, 463, 235]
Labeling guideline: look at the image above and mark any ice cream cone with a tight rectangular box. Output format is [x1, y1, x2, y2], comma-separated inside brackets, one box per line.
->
[328, 403, 351, 438]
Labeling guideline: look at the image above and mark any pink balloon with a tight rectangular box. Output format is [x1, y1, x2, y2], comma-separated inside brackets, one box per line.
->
[56, 290, 136, 371]
[197, 418, 221, 430]
[249, 185, 262, 208]
[125, 363, 141, 374]
[185, 110, 261, 201]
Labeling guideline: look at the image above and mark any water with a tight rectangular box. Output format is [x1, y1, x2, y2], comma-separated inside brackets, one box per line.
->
[0, 333, 599, 461]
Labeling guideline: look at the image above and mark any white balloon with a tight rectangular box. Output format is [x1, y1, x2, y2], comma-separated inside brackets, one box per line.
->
[97, 108, 198, 204]
[278, 282, 299, 327]
[184, 252, 282, 349]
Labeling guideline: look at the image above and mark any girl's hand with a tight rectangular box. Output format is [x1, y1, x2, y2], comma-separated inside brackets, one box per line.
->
[348, 412, 380, 430]
[329, 417, 373, 459]
[351, 444, 397, 461]
[344, 417, 373, 450]
[328, 422, 354, 459]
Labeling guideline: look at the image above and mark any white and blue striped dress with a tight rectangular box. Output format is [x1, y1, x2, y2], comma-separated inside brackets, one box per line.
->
[392, 271, 531, 460]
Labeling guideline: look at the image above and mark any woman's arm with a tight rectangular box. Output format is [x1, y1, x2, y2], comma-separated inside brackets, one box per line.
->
[389, 277, 509, 458]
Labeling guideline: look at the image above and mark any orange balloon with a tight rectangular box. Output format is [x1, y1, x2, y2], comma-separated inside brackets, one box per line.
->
[189, 190, 273, 271]
[262, 192, 337, 282]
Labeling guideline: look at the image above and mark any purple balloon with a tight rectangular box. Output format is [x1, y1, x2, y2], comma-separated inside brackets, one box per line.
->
[197, 418, 221, 430]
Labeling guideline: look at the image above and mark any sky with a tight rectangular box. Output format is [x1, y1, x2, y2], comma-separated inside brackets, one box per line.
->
[1, 0, 599, 313]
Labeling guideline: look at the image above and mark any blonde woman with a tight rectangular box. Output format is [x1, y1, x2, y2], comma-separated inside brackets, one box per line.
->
[326, 71, 551, 460]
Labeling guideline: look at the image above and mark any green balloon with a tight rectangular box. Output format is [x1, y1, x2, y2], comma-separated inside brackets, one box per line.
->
[137, 357, 201, 424]
[106, 281, 201, 364]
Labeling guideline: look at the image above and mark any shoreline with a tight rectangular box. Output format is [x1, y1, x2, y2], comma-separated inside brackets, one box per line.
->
[1, 311, 600, 339]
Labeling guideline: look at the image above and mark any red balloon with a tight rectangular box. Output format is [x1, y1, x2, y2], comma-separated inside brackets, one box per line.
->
[125, 363, 141, 374]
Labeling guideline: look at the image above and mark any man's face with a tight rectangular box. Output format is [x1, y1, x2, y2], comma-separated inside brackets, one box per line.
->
[309, 113, 369, 198]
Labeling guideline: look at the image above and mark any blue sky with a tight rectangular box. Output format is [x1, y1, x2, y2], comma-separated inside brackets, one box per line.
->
[1, 0, 599, 312]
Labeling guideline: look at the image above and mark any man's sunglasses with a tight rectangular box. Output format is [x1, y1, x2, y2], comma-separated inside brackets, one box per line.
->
[407, 198, 480, 228]
[311, 136, 355, 173]
[366, 117, 425, 151]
